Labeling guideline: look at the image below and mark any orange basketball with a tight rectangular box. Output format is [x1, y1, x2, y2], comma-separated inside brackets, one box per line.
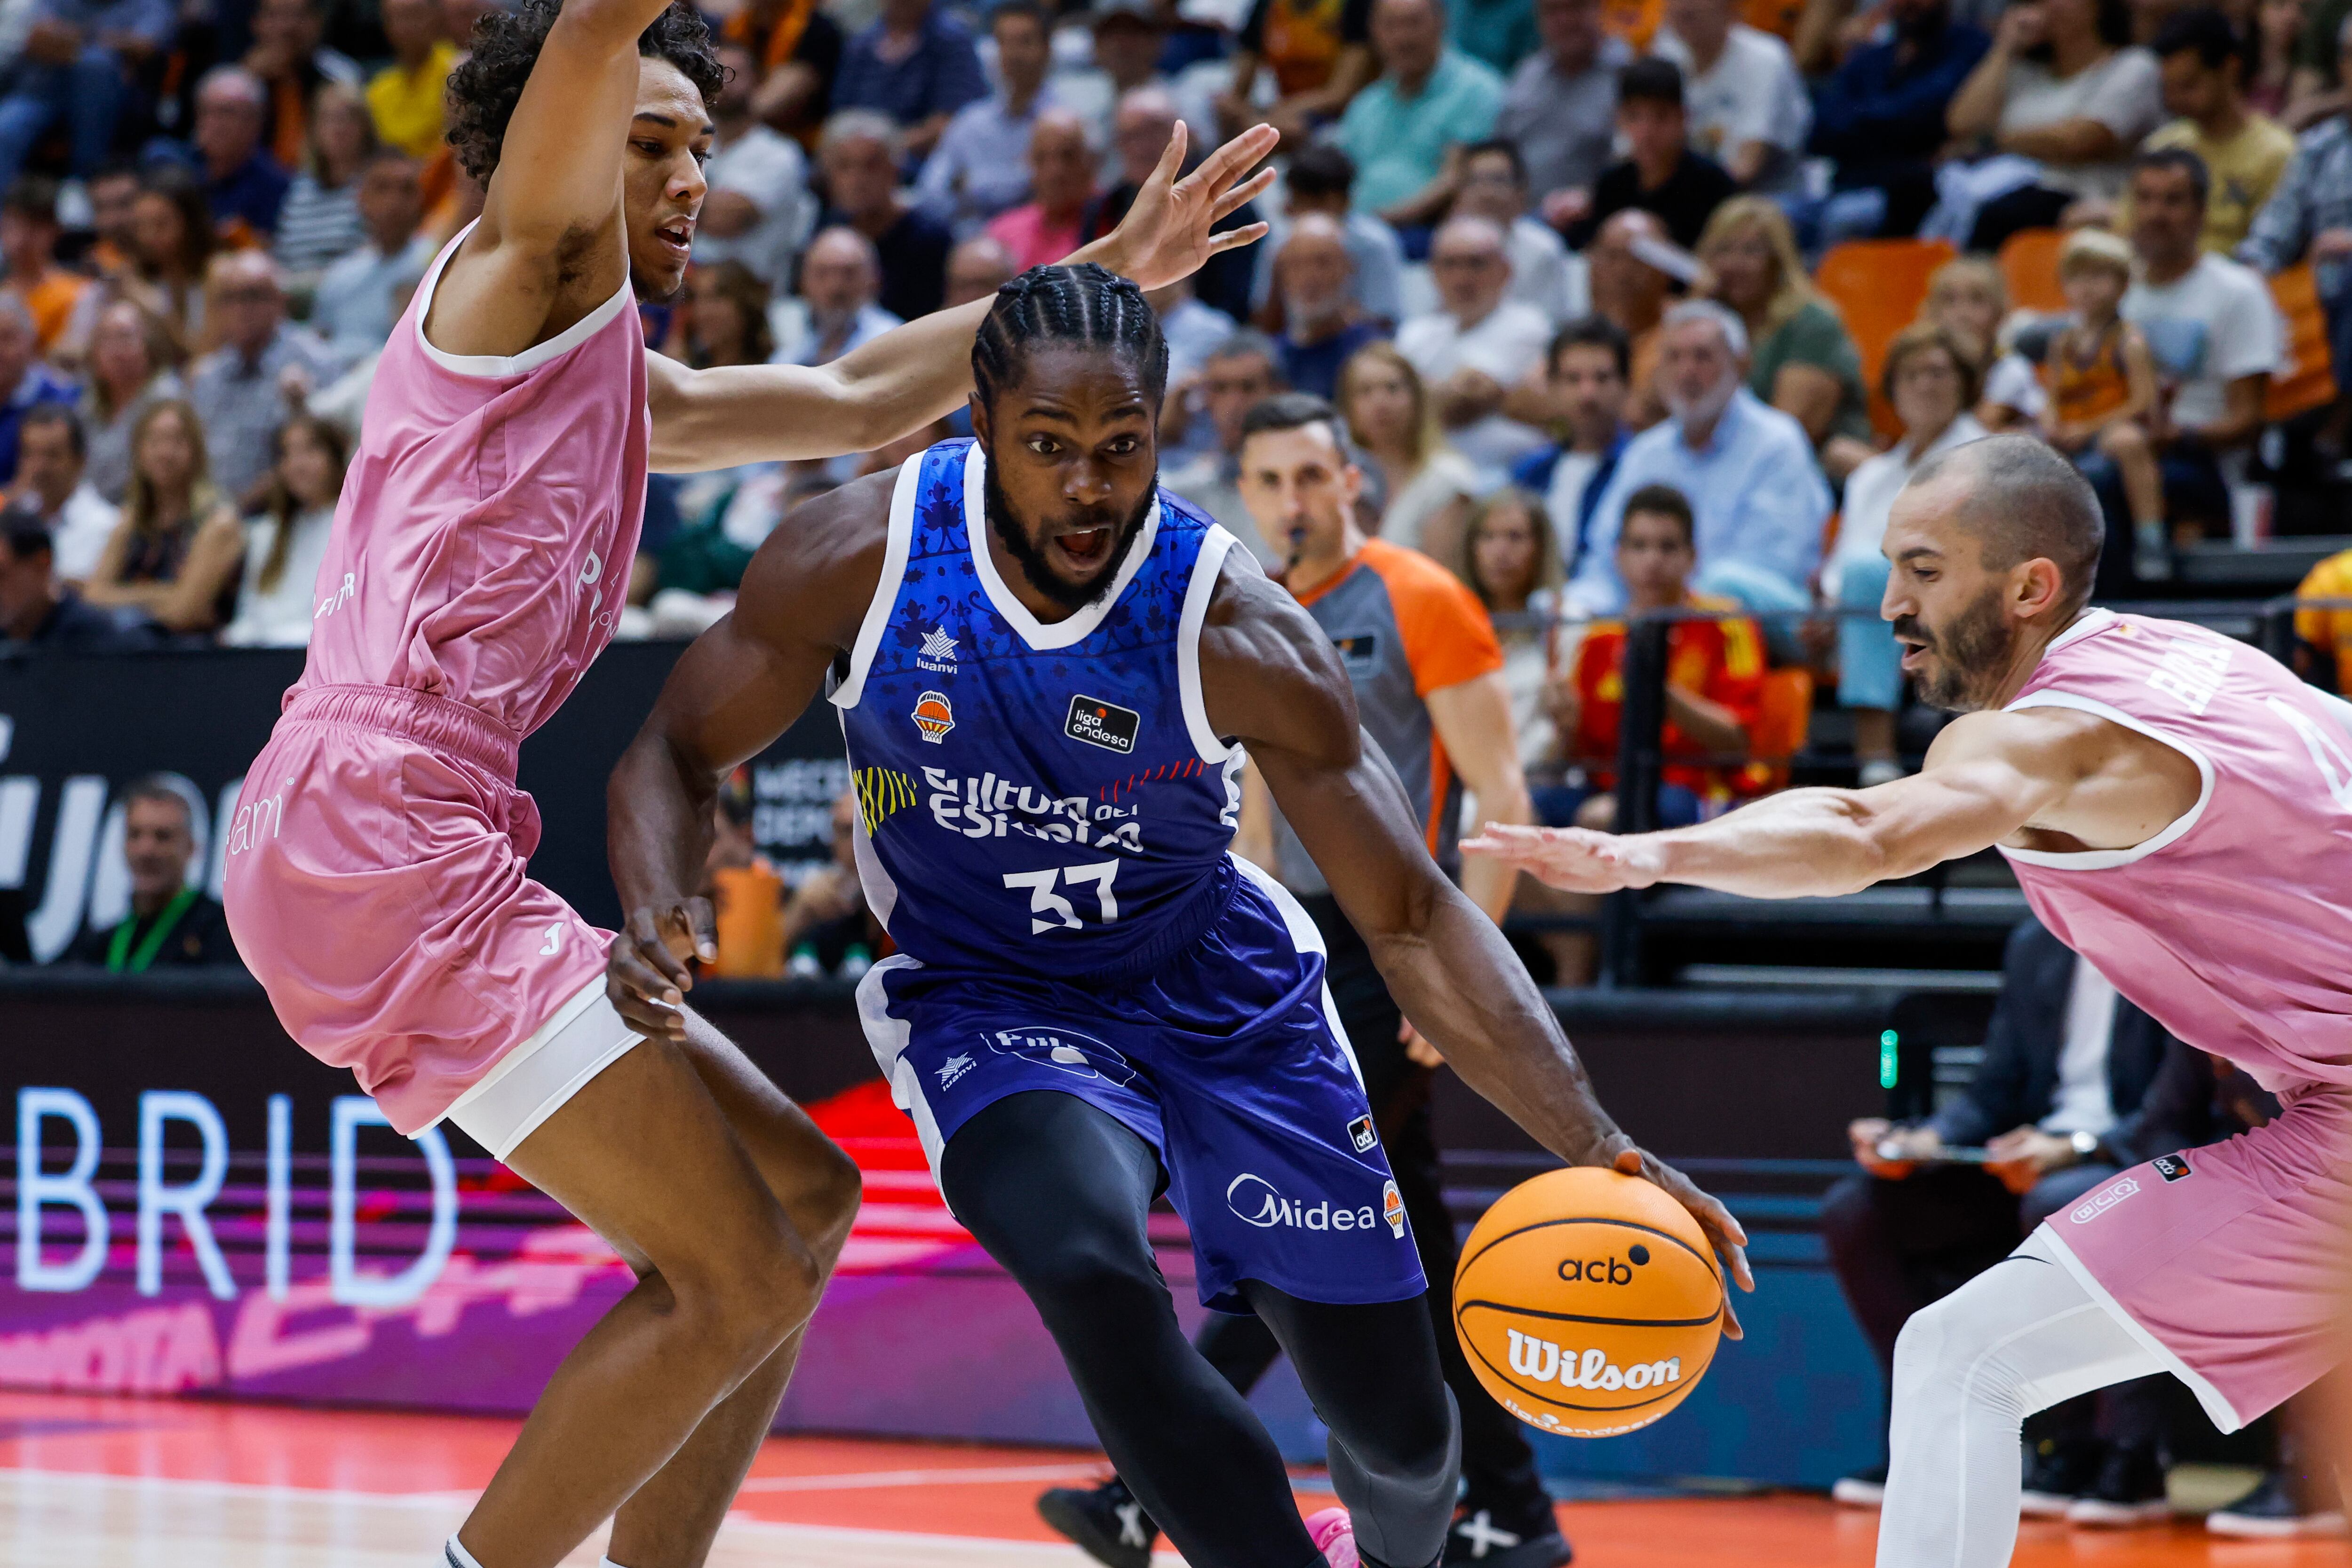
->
[1453, 1166, 1724, 1439]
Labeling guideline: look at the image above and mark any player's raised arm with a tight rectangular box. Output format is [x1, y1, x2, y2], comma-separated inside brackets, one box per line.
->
[646, 122, 1277, 470]
[603, 474, 891, 1036]
[1198, 562, 1754, 1323]
[1464, 701, 2192, 899]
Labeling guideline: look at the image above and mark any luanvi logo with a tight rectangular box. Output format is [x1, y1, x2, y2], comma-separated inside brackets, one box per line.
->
[1065, 695, 1140, 753]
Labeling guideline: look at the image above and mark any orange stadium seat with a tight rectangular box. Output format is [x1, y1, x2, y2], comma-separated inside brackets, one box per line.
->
[2265, 262, 2338, 422]
[1998, 227, 2068, 315]
[1815, 238, 1956, 440]
[1738, 666, 1816, 794]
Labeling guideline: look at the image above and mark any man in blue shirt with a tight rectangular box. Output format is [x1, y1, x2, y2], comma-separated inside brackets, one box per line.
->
[193, 65, 292, 241]
[0, 295, 75, 484]
[831, 0, 989, 167]
[1808, 0, 1988, 238]
[914, 0, 1058, 236]
[1510, 317, 1629, 579]
[1335, 0, 1505, 226]
[312, 150, 432, 365]
[0, 0, 174, 187]
[1572, 300, 1828, 614]
[1269, 214, 1387, 399]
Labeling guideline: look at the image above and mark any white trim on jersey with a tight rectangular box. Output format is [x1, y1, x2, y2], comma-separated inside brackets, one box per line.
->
[1999, 690, 2217, 870]
[829, 451, 923, 711]
[2044, 606, 2119, 653]
[1230, 855, 1366, 1094]
[409, 220, 636, 380]
[1177, 525, 1239, 765]
[961, 443, 1161, 650]
[2034, 1221, 2244, 1433]
[855, 955, 952, 1194]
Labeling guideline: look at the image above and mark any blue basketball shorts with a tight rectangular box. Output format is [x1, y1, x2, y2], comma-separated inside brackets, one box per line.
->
[854, 858, 1428, 1314]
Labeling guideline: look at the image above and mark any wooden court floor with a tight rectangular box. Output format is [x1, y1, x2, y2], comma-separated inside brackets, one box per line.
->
[0, 1392, 2344, 1568]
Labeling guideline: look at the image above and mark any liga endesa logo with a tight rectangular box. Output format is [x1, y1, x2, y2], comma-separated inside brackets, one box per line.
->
[1226, 1173, 1393, 1235]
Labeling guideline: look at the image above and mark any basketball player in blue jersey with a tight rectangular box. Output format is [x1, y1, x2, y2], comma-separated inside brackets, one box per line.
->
[604, 263, 1751, 1568]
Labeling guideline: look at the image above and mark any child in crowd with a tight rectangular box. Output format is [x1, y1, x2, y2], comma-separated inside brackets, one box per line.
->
[2042, 228, 2168, 579]
[1920, 255, 2045, 433]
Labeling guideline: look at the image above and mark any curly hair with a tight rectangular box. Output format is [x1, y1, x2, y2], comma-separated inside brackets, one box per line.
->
[445, 0, 726, 183]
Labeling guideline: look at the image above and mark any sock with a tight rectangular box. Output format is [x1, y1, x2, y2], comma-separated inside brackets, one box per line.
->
[443, 1539, 487, 1568]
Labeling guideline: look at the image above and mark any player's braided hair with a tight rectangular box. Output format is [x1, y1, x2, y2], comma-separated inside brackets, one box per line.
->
[445, 0, 725, 184]
[971, 263, 1170, 412]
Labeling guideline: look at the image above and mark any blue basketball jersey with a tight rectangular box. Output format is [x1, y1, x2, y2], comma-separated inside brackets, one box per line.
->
[832, 439, 1247, 982]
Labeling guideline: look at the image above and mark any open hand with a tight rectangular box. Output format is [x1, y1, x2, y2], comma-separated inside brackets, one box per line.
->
[1600, 1139, 1754, 1338]
[1461, 823, 1663, 893]
[1095, 122, 1279, 292]
[606, 897, 717, 1040]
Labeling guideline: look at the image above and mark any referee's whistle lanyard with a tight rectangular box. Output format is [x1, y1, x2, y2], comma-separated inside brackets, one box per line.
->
[105, 886, 200, 974]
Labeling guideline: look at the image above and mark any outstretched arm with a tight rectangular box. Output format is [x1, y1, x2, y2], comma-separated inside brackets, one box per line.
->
[1201, 563, 1752, 1319]
[647, 123, 1278, 471]
[1463, 704, 2196, 897]
[604, 474, 892, 1035]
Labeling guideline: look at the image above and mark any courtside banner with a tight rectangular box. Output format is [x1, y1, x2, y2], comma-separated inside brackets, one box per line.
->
[0, 642, 849, 960]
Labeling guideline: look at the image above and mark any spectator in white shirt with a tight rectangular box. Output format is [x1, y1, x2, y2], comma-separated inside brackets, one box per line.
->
[310, 150, 430, 366]
[917, 0, 1058, 237]
[1449, 139, 1589, 325]
[1338, 339, 1482, 554]
[224, 412, 345, 647]
[1395, 214, 1552, 470]
[2121, 144, 2284, 538]
[1651, 0, 1812, 189]
[11, 403, 116, 586]
[695, 42, 817, 288]
[769, 226, 905, 368]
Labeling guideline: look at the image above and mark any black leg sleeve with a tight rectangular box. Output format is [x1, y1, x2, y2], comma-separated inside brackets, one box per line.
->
[940, 1092, 1321, 1568]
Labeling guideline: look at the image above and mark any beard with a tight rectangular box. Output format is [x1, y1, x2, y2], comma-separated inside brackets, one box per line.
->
[1664, 372, 1737, 430]
[983, 459, 1157, 612]
[1897, 584, 2014, 712]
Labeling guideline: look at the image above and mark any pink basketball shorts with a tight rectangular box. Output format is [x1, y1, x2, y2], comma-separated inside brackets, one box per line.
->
[222, 684, 638, 1149]
[2037, 1082, 2352, 1432]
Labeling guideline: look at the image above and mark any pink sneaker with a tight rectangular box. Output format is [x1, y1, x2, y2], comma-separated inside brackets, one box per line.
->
[1304, 1507, 1359, 1568]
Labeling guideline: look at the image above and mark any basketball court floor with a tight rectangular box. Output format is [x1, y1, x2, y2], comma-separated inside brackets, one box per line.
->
[0, 1391, 2343, 1568]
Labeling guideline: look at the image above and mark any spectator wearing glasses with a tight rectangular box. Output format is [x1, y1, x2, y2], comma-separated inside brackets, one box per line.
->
[915, 0, 1057, 237]
[67, 779, 242, 970]
[830, 0, 989, 166]
[0, 178, 85, 356]
[0, 293, 74, 484]
[78, 299, 185, 505]
[224, 413, 348, 647]
[0, 0, 175, 189]
[1565, 56, 1739, 249]
[273, 81, 382, 289]
[80, 399, 244, 638]
[1826, 323, 1988, 786]
[1396, 214, 1551, 469]
[1448, 139, 1588, 325]
[1501, 0, 1631, 228]
[9, 403, 119, 586]
[193, 65, 294, 244]
[311, 149, 430, 364]
[188, 250, 338, 508]
[1335, 0, 1506, 226]
[0, 514, 156, 650]
[1572, 300, 1829, 616]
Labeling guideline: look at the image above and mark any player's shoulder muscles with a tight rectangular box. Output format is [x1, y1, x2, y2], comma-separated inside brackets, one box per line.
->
[731, 467, 898, 663]
[1196, 555, 1361, 768]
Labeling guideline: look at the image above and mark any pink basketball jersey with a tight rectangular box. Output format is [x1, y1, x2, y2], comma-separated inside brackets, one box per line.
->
[2001, 609, 2352, 1094]
[295, 222, 650, 742]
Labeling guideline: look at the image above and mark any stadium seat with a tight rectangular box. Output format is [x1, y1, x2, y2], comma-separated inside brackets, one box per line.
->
[1815, 238, 1956, 440]
[1751, 666, 1815, 762]
[1997, 228, 2068, 315]
[2264, 262, 2338, 423]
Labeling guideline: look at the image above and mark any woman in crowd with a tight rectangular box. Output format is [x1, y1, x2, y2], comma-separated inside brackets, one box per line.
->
[80, 400, 245, 638]
[664, 260, 776, 368]
[1946, 0, 2161, 249]
[274, 84, 381, 290]
[1455, 486, 1565, 775]
[1696, 198, 1876, 481]
[223, 415, 349, 647]
[79, 299, 187, 505]
[121, 169, 216, 354]
[2245, 0, 2303, 116]
[1822, 324, 1987, 785]
[1336, 342, 1480, 561]
[1919, 255, 2046, 431]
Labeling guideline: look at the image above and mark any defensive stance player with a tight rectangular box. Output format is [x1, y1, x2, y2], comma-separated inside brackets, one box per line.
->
[1467, 435, 2352, 1568]
[220, 0, 1274, 1562]
[604, 263, 1750, 1568]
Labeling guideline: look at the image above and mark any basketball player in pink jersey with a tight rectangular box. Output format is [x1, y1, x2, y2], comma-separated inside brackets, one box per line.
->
[1466, 434, 2352, 1568]
[217, 0, 1274, 1564]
